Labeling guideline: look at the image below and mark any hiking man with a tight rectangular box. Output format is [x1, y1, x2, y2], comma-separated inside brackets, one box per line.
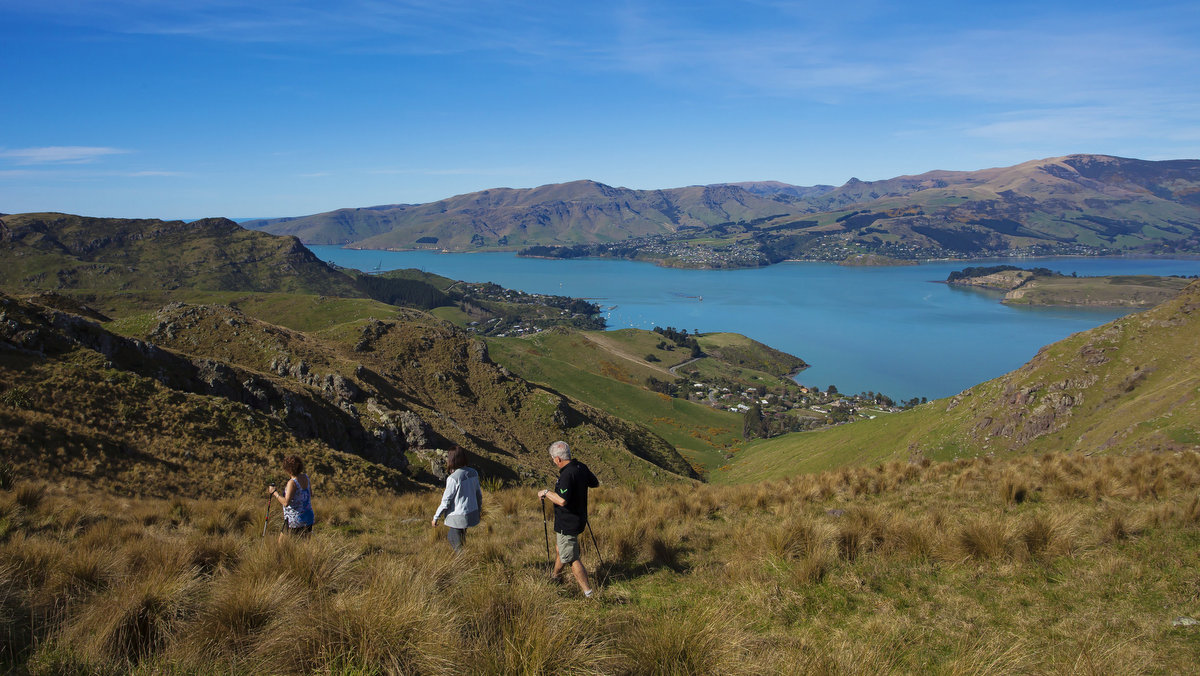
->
[537, 440, 599, 598]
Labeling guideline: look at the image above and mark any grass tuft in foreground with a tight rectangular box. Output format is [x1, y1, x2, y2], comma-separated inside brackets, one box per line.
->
[3, 450, 1200, 673]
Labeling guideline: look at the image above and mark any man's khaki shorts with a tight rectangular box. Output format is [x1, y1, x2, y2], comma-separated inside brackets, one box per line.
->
[556, 531, 581, 564]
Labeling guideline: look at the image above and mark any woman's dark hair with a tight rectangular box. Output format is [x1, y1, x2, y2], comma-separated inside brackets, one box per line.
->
[445, 446, 468, 472]
[282, 455, 304, 476]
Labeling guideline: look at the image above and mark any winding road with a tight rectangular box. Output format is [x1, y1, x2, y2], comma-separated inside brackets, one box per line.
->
[668, 357, 702, 375]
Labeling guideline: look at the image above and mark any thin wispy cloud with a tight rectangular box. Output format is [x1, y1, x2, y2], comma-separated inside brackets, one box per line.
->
[592, 3, 1200, 157]
[122, 170, 184, 177]
[366, 167, 531, 177]
[0, 146, 130, 165]
[16, 1, 1199, 116]
[603, 5, 1200, 104]
[0, 167, 185, 179]
[964, 107, 1147, 143]
[4, 0, 566, 55]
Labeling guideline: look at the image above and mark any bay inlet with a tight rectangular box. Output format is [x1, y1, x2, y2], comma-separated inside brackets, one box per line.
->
[309, 247, 1200, 402]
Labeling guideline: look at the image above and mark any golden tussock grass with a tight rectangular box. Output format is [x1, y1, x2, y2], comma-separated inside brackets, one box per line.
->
[4, 450, 1200, 673]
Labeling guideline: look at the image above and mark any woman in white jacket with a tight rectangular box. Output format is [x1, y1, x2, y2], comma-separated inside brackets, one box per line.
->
[431, 446, 482, 551]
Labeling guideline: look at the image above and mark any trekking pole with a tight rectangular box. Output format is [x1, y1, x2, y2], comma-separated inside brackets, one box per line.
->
[541, 497, 552, 574]
[261, 493, 272, 538]
[586, 520, 607, 588]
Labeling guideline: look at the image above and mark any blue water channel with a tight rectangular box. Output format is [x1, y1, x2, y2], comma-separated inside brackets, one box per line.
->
[309, 246, 1200, 402]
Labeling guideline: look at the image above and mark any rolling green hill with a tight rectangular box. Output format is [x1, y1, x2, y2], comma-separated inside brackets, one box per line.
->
[721, 280, 1200, 483]
[1002, 275, 1193, 307]
[486, 327, 811, 474]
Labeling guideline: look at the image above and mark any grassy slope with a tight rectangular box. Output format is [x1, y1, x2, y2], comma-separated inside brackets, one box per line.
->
[722, 281, 1200, 484]
[487, 328, 813, 475]
[1005, 274, 1193, 307]
[696, 332, 807, 378]
[68, 290, 407, 333]
[487, 330, 741, 474]
[0, 297, 415, 498]
[5, 450, 1200, 673]
[115, 300, 697, 486]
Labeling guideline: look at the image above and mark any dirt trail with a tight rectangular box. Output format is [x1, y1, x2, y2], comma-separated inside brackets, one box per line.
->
[581, 333, 675, 377]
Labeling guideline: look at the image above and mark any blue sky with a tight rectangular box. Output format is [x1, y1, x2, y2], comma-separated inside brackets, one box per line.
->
[2, 0, 1198, 219]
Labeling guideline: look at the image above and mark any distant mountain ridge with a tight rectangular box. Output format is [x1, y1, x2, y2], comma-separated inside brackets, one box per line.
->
[246, 179, 803, 249]
[244, 155, 1200, 260]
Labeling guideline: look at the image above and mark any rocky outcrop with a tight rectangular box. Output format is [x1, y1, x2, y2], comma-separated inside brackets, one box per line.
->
[0, 293, 408, 473]
[974, 376, 1095, 445]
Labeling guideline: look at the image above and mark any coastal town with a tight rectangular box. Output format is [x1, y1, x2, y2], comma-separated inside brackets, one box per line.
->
[673, 369, 919, 438]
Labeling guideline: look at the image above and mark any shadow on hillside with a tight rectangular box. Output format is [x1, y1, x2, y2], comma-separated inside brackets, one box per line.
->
[517, 547, 692, 584]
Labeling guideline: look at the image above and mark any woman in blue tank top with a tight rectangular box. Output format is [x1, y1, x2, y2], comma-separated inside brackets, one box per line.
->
[269, 454, 315, 542]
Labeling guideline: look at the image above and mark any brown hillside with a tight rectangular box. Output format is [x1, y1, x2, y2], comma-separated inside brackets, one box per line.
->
[0, 212, 361, 296]
[0, 293, 696, 498]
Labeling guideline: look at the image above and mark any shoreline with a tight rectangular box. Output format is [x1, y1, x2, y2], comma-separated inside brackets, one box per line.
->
[325, 243, 1200, 270]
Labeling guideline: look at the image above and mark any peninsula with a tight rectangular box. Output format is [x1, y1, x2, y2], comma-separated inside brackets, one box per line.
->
[946, 265, 1196, 307]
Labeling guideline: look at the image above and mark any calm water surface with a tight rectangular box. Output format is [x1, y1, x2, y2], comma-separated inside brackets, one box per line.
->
[309, 246, 1200, 401]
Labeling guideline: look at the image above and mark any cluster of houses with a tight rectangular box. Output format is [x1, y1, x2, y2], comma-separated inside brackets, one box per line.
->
[453, 283, 604, 337]
[686, 378, 897, 428]
[632, 239, 767, 268]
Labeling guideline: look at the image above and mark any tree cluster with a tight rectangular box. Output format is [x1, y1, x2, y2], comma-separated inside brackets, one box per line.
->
[946, 265, 1066, 283]
[356, 276, 450, 309]
[645, 377, 680, 397]
[652, 326, 704, 358]
[857, 391, 895, 407]
[742, 403, 767, 440]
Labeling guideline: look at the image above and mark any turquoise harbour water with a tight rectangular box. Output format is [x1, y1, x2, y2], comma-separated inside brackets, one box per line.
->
[309, 247, 1200, 402]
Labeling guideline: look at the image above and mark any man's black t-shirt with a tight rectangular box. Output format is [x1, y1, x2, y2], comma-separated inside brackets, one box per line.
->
[553, 459, 599, 536]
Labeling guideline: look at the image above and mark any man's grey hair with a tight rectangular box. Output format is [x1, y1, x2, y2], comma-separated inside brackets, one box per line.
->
[549, 440, 571, 461]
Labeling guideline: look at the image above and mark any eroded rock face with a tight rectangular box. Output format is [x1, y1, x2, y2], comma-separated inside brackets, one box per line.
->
[355, 320, 395, 352]
[268, 356, 362, 406]
[470, 339, 491, 364]
[946, 389, 973, 411]
[365, 401, 435, 452]
[399, 410, 432, 448]
[980, 375, 1097, 445]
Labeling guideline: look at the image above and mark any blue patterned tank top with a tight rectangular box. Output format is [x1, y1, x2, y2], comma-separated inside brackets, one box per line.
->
[283, 475, 315, 527]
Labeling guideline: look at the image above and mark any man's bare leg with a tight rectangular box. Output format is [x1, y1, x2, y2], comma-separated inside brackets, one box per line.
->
[571, 560, 592, 595]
